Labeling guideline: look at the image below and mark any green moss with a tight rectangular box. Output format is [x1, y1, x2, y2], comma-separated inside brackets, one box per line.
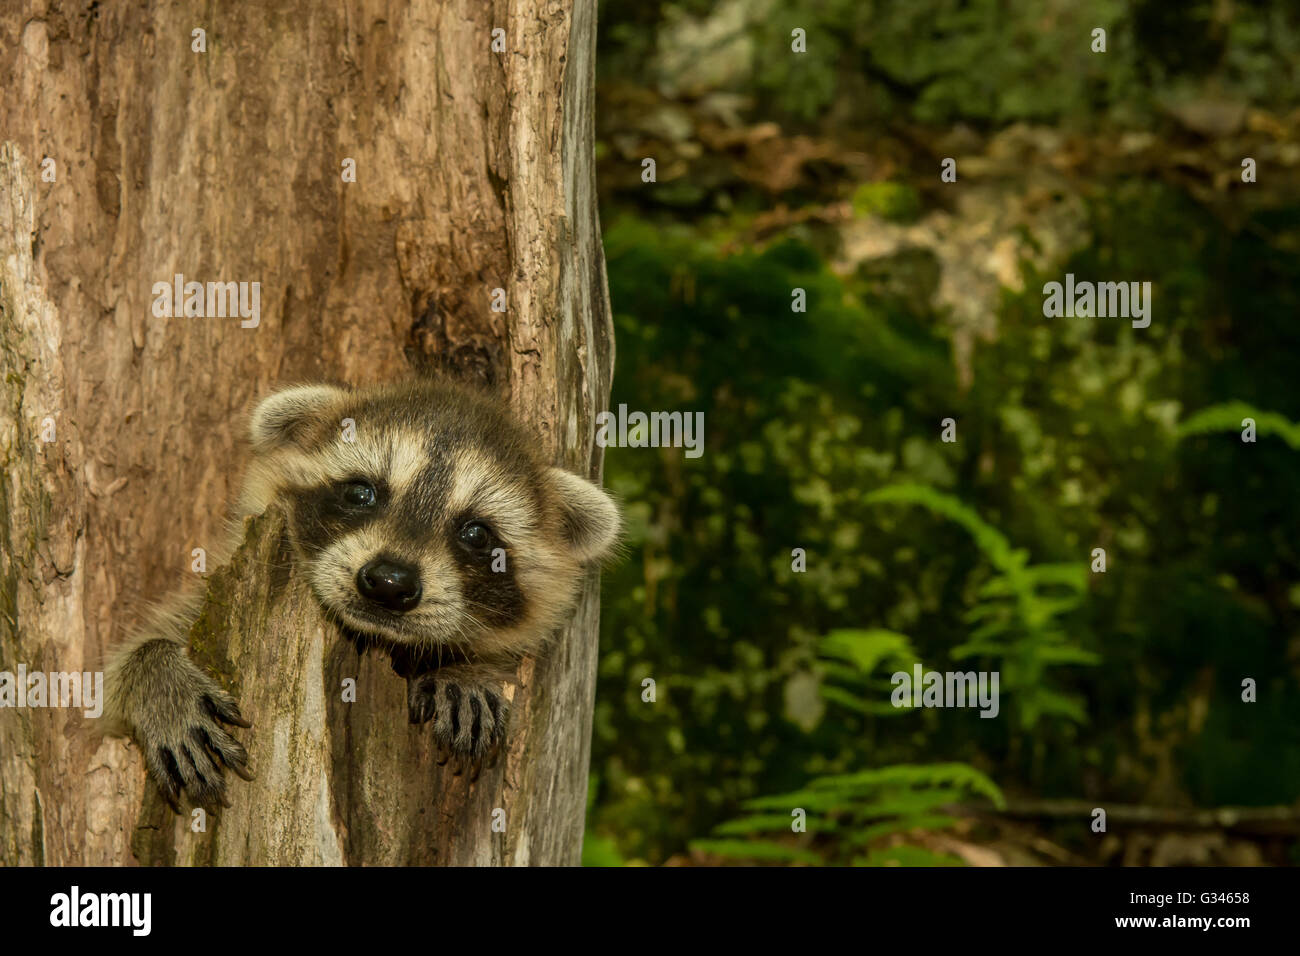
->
[186, 509, 290, 695]
[851, 181, 921, 223]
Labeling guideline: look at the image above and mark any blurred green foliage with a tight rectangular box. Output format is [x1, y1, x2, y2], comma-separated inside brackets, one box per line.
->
[1178, 403, 1300, 450]
[600, 0, 1300, 128]
[865, 484, 1097, 729]
[852, 183, 922, 223]
[588, 0, 1300, 865]
[588, 184, 1300, 861]
[696, 763, 1004, 866]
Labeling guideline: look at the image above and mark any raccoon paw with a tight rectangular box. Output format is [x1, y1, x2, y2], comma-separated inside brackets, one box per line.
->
[407, 671, 509, 776]
[127, 653, 254, 812]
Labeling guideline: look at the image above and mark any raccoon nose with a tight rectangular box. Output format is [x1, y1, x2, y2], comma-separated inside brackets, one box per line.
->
[356, 559, 422, 612]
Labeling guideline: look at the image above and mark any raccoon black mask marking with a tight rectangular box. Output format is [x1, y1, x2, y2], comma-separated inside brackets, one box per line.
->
[106, 379, 620, 811]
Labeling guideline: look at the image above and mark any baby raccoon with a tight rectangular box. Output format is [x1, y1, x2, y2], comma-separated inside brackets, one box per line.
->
[106, 379, 620, 811]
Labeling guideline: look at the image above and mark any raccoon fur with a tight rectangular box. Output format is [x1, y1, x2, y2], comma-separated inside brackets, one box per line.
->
[105, 379, 620, 811]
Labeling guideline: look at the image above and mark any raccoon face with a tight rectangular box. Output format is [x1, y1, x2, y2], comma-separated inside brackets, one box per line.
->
[239, 380, 619, 659]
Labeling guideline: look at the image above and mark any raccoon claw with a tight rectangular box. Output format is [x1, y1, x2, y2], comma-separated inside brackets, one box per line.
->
[205, 692, 251, 729]
[131, 671, 252, 812]
[148, 753, 183, 814]
[407, 672, 509, 773]
[148, 745, 211, 813]
[408, 674, 438, 726]
[469, 747, 498, 783]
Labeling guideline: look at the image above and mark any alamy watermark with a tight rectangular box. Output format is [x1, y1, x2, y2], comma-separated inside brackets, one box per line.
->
[0, 666, 103, 718]
[1042, 273, 1151, 328]
[891, 665, 1000, 719]
[595, 404, 704, 459]
[151, 273, 260, 328]
[50, 886, 151, 936]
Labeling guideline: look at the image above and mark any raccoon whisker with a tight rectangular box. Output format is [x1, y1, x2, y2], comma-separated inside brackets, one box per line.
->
[453, 596, 514, 618]
[436, 615, 483, 648]
[443, 604, 492, 631]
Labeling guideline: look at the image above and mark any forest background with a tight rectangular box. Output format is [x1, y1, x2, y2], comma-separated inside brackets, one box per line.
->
[583, 0, 1300, 867]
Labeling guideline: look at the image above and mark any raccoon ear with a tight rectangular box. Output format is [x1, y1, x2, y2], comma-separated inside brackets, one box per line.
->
[249, 384, 346, 451]
[548, 467, 620, 562]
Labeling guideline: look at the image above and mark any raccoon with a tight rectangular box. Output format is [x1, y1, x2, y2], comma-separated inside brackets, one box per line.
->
[105, 379, 620, 811]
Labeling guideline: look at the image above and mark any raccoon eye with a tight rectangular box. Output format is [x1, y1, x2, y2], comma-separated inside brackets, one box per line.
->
[341, 481, 377, 508]
[457, 521, 491, 551]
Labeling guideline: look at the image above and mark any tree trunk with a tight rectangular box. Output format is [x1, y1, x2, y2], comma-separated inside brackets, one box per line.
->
[0, 0, 611, 866]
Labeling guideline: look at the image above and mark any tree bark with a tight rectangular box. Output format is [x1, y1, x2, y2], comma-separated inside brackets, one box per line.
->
[0, 0, 611, 865]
